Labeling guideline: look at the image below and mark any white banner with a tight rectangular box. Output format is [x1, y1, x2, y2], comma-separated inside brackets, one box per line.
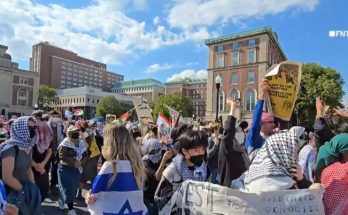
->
[161, 180, 325, 215]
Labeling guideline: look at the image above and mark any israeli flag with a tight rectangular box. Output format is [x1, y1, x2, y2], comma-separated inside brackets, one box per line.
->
[0, 180, 7, 215]
[88, 161, 148, 215]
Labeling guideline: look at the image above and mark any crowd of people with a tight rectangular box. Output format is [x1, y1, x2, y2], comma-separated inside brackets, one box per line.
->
[0, 78, 347, 215]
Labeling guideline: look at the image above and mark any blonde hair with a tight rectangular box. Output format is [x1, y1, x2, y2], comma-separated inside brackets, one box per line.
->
[102, 124, 145, 188]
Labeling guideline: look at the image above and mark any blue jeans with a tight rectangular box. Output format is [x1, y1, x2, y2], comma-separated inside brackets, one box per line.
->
[57, 165, 80, 204]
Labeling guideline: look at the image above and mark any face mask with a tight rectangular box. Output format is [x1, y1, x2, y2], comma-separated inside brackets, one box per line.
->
[29, 126, 37, 138]
[70, 132, 80, 139]
[80, 127, 86, 132]
[51, 117, 59, 123]
[189, 154, 205, 167]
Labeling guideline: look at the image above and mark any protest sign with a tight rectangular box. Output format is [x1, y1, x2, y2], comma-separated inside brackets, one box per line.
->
[132, 97, 153, 135]
[161, 180, 325, 215]
[265, 61, 302, 121]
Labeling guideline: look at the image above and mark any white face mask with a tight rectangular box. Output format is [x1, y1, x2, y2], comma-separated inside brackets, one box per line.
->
[51, 117, 59, 123]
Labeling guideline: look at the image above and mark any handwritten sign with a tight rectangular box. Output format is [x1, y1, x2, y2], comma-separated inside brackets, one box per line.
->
[265, 61, 302, 121]
[160, 180, 324, 215]
[132, 97, 153, 135]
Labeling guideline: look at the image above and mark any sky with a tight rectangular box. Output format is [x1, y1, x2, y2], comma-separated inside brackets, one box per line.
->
[1, 0, 348, 102]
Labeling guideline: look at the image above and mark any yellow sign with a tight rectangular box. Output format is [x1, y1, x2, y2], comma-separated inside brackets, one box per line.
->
[265, 61, 302, 121]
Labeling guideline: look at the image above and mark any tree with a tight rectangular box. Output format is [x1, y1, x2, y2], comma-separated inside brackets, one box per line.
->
[153, 93, 194, 121]
[38, 85, 59, 111]
[96, 95, 121, 117]
[293, 63, 344, 128]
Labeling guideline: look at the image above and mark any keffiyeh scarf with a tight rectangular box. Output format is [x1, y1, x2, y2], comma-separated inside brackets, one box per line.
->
[142, 138, 162, 164]
[245, 126, 305, 185]
[0, 116, 35, 155]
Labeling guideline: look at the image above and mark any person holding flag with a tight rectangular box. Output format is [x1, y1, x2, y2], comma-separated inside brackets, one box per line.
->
[85, 125, 148, 215]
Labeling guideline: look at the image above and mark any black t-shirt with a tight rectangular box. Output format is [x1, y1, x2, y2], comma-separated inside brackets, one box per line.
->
[143, 159, 161, 202]
[32, 144, 52, 173]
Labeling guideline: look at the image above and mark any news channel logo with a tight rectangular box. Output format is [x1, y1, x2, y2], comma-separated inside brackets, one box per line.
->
[329, 30, 348, 38]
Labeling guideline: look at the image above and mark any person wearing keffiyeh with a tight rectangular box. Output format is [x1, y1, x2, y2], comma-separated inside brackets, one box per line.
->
[154, 130, 208, 213]
[0, 116, 41, 215]
[315, 133, 348, 215]
[234, 126, 310, 194]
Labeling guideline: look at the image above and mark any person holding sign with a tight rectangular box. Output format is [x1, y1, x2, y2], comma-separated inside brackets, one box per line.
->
[154, 130, 208, 212]
[245, 79, 275, 161]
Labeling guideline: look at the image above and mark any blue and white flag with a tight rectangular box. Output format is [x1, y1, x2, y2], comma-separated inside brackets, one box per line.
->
[64, 109, 73, 119]
[88, 161, 148, 215]
[0, 180, 7, 215]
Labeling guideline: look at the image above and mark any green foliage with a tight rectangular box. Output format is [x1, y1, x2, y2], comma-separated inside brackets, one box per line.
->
[96, 95, 122, 117]
[294, 63, 344, 127]
[153, 93, 193, 120]
[38, 85, 59, 111]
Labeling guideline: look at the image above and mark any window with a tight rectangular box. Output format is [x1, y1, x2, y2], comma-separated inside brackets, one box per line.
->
[19, 77, 29, 85]
[245, 89, 256, 111]
[247, 71, 255, 83]
[248, 39, 256, 48]
[248, 49, 256, 64]
[218, 90, 225, 112]
[231, 72, 239, 84]
[232, 52, 239, 65]
[217, 45, 224, 53]
[216, 54, 224, 68]
[17, 88, 28, 106]
[232, 42, 240, 51]
[230, 89, 239, 100]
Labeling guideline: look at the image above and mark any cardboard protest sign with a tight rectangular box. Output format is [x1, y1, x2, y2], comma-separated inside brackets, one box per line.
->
[265, 61, 302, 121]
[161, 180, 325, 215]
[132, 97, 153, 135]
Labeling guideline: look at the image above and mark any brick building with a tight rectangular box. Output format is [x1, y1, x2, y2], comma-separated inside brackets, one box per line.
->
[0, 45, 39, 118]
[165, 78, 207, 118]
[30, 42, 123, 91]
[205, 27, 286, 122]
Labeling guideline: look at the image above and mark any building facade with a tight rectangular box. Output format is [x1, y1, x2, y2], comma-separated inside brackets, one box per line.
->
[30, 42, 123, 91]
[53, 86, 133, 119]
[0, 45, 39, 118]
[205, 27, 286, 122]
[112, 79, 165, 103]
[165, 78, 207, 118]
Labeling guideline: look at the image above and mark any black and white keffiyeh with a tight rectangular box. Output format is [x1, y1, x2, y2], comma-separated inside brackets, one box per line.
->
[245, 126, 305, 185]
[0, 116, 35, 155]
[142, 138, 162, 164]
[172, 154, 206, 182]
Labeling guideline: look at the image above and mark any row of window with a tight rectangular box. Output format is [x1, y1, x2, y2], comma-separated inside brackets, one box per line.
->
[231, 71, 255, 84]
[218, 89, 256, 111]
[216, 49, 256, 68]
[216, 39, 256, 53]
[58, 97, 99, 104]
[114, 87, 154, 93]
[19, 77, 29, 85]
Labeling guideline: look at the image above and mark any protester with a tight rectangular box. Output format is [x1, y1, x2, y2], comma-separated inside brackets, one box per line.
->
[140, 122, 159, 156]
[218, 99, 250, 187]
[235, 126, 310, 194]
[76, 120, 100, 200]
[0, 116, 41, 214]
[245, 79, 275, 161]
[206, 122, 221, 184]
[85, 125, 148, 215]
[318, 134, 348, 214]
[143, 138, 173, 215]
[298, 132, 316, 182]
[155, 130, 208, 212]
[57, 125, 88, 215]
[47, 110, 65, 194]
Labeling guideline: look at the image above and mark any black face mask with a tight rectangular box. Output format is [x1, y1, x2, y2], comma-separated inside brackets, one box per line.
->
[189, 154, 205, 167]
[70, 132, 80, 139]
[28, 126, 36, 138]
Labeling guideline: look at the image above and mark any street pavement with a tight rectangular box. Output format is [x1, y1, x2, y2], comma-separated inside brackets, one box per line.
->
[41, 189, 89, 215]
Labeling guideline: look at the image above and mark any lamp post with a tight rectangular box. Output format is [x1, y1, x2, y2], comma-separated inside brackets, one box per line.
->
[215, 75, 222, 122]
